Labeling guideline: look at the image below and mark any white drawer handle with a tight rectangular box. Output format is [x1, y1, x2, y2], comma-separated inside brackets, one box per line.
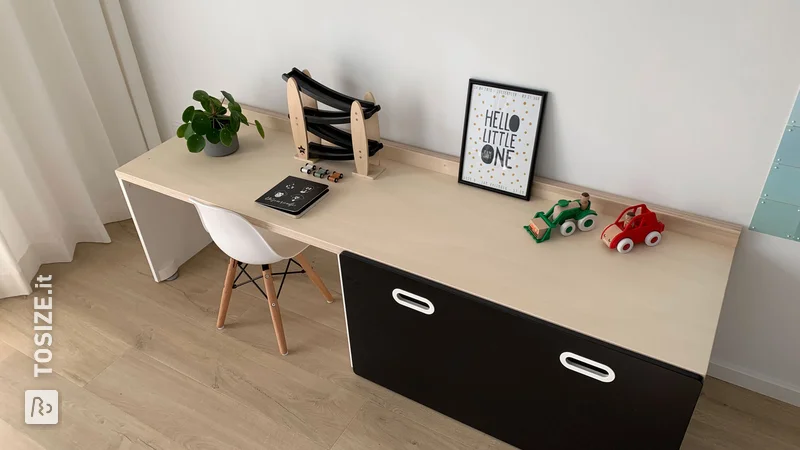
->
[559, 352, 615, 383]
[392, 288, 435, 315]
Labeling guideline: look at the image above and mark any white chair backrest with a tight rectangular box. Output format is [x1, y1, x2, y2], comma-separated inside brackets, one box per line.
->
[190, 199, 294, 265]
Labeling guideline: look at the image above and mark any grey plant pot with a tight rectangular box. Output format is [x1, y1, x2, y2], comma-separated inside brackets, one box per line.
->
[204, 134, 239, 157]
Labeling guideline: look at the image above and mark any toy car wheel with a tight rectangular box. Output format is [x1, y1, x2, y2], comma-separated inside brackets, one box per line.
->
[560, 220, 576, 237]
[616, 238, 634, 254]
[645, 231, 662, 247]
[578, 214, 597, 232]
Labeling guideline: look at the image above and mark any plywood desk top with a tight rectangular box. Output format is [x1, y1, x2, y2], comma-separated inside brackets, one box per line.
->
[117, 109, 739, 376]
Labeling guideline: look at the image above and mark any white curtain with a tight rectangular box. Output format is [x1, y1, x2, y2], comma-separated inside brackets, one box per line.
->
[0, 0, 159, 298]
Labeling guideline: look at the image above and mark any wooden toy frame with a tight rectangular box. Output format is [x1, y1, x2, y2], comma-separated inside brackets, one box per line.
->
[284, 68, 385, 179]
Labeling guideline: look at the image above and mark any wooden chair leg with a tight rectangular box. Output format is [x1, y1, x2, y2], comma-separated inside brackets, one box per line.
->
[217, 258, 237, 329]
[262, 265, 289, 356]
[294, 253, 334, 304]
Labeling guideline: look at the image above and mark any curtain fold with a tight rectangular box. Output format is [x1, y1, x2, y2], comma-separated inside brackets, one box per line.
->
[0, 0, 156, 298]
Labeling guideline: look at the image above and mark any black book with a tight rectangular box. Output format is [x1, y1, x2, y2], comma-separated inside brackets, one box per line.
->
[255, 176, 329, 218]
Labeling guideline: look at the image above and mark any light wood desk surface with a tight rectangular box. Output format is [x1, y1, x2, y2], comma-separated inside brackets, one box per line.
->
[116, 109, 739, 376]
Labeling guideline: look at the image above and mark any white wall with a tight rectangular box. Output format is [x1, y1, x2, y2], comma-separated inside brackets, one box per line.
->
[709, 230, 800, 406]
[120, 0, 800, 404]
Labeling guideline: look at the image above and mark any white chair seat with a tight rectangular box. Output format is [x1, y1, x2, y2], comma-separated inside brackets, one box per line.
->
[255, 227, 307, 261]
[190, 198, 304, 265]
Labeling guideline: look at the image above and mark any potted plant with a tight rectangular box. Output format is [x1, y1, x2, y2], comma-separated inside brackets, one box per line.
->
[176, 90, 265, 156]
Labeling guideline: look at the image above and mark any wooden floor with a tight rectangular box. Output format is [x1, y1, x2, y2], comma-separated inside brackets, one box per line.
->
[1, 221, 799, 450]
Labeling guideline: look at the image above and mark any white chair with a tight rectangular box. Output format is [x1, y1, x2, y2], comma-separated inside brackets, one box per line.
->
[190, 198, 334, 355]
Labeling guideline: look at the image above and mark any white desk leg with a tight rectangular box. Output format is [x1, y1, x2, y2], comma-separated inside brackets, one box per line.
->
[119, 179, 211, 282]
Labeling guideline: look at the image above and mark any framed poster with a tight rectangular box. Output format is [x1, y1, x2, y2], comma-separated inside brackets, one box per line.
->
[458, 79, 547, 200]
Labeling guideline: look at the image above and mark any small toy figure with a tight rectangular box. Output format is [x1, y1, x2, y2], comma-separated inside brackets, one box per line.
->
[313, 168, 329, 179]
[623, 210, 635, 227]
[524, 192, 598, 243]
[327, 171, 344, 183]
[601, 204, 665, 253]
[300, 163, 316, 174]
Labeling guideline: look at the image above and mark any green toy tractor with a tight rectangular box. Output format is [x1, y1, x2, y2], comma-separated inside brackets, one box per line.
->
[524, 192, 598, 243]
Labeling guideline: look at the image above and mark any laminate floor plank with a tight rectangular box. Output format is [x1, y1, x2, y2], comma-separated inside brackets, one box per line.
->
[331, 401, 488, 450]
[0, 343, 178, 450]
[86, 349, 324, 450]
[0, 418, 47, 450]
[0, 293, 130, 387]
[0, 339, 18, 362]
[214, 348, 365, 448]
[682, 378, 800, 450]
[701, 377, 800, 434]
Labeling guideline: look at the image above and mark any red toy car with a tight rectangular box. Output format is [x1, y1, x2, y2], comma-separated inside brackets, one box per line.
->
[601, 204, 665, 253]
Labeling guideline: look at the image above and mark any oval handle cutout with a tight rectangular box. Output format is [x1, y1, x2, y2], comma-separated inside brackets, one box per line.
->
[392, 288, 435, 315]
[559, 352, 615, 383]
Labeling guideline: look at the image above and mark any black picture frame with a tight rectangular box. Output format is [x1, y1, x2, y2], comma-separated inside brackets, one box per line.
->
[457, 79, 547, 200]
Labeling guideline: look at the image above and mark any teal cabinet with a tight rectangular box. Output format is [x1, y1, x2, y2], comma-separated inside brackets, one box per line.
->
[751, 199, 800, 241]
[762, 164, 800, 206]
[750, 92, 800, 242]
[790, 94, 800, 126]
[775, 126, 800, 168]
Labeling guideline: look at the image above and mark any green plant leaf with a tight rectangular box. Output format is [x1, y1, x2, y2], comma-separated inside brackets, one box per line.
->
[220, 128, 233, 146]
[206, 128, 220, 144]
[200, 98, 212, 112]
[192, 90, 209, 101]
[230, 111, 243, 128]
[221, 91, 235, 104]
[229, 102, 242, 113]
[181, 106, 194, 123]
[192, 114, 212, 135]
[184, 123, 195, 138]
[230, 114, 240, 132]
[255, 120, 264, 138]
[209, 97, 222, 110]
[176, 123, 188, 138]
[240, 113, 249, 125]
[187, 134, 205, 152]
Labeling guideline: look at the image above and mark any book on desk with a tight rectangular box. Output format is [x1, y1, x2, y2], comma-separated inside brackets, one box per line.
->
[255, 175, 328, 218]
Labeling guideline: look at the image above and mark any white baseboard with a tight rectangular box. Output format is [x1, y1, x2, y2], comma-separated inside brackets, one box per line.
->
[708, 361, 800, 407]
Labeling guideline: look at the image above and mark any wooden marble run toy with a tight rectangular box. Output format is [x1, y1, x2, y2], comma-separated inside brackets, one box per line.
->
[283, 68, 385, 179]
[601, 204, 665, 253]
[524, 192, 598, 243]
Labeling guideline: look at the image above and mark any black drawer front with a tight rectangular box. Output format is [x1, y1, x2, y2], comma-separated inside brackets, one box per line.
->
[340, 252, 702, 450]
